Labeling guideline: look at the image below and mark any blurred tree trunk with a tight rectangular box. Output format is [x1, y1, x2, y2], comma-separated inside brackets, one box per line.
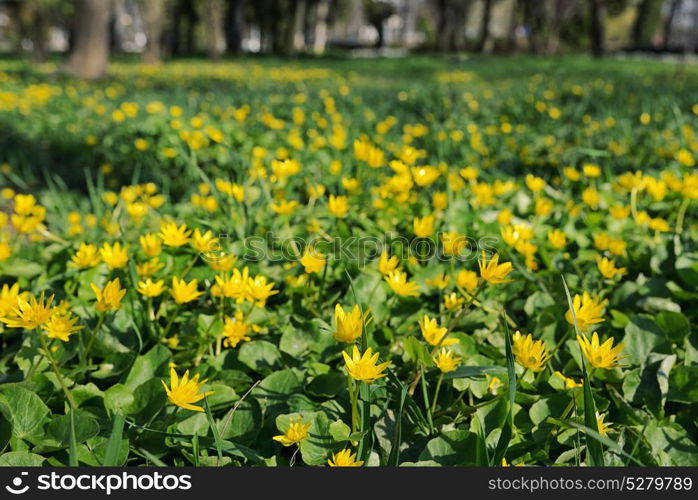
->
[662, 0, 680, 51]
[475, 0, 493, 52]
[204, 0, 227, 59]
[632, 0, 661, 48]
[225, 0, 246, 54]
[140, 0, 167, 64]
[506, 0, 519, 52]
[435, 0, 452, 51]
[18, 0, 49, 61]
[292, 0, 307, 51]
[64, 0, 111, 79]
[313, 0, 330, 53]
[588, 0, 604, 57]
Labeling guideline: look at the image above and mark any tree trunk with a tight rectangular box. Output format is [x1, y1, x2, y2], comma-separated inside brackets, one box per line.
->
[225, 0, 246, 54]
[205, 0, 227, 59]
[589, 0, 604, 58]
[140, 0, 167, 64]
[506, 0, 519, 53]
[632, 0, 661, 48]
[292, 0, 307, 51]
[662, 0, 680, 51]
[64, 0, 112, 79]
[313, 0, 330, 53]
[475, 0, 493, 52]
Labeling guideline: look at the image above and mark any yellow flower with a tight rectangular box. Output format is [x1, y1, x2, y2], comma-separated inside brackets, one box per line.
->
[419, 315, 457, 346]
[139, 233, 162, 257]
[433, 348, 461, 373]
[581, 163, 601, 178]
[161, 366, 214, 412]
[432, 192, 448, 211]
[273, 416, 311, 446]
[566, 292, 607, 332]
[488, 375, 502, 395]
[553, 371, 582, 389]
[213, 268, 249, 302]
[597, 257, 627, 279]
[525, 174, 545, 192]
[334, 304, 368, 343]
[441, 231, 466, 256]
[300, 247, 326, 274]
[136, 257, 164, 277]
[0, 242, 9, 261]
[1, 291, 55, 330]
[456, 269, 478, 293]
[547, 230, 566, 249]
[512, 331, 551, 372]
[343, 346, 390, 383]
[99, 242, 128, 269]
[577, 332, 626, 369]
[501, 458, 525, 467]
[159, 222, 191, 247]
[71, 243, 101, 269]
[610, 205, 630, 219]
[411, 166, 440, 186]
[91, 278, 126, 312]
[208, 253, 237, 272]
[43, 312, 83, 342]
[478, 251, 513, 284]
[328, 449, 364, 467]
[247, 274, 278, 307]
[137, 278, 166, 298]
[596, 411, 613, 436]
[413, 215, 435, 238]
[191, 229, 218, 253]
[443, 292, 464, 310]
[270, 199, 298, 215]
[222, 311, 253, 347]
[328, 195, 348, 218]
[0, 283, 25, 317]
[425, 272, 449, 289]
[384, 270, 420, 297]
[170, 277, 202, 304]
[377, 250, 399, 275]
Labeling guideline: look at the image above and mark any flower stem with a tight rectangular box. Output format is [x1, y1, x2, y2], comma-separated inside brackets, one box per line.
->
[431, 372, 444, 414]
[82, 312, 105, 365]
[38, 333, 76, 409]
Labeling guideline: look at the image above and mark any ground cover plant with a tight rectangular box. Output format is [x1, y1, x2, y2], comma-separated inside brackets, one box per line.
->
[0, 55, 697, 467]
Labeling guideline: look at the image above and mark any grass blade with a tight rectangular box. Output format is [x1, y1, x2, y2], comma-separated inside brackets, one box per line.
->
[387, 381, 408, 466]
[491, 312, 516, 465]
[68, 409, 78, 467]
[561, 275, 604, 466]
[102, 413, 125, 466]
[204, 397, 224, 466]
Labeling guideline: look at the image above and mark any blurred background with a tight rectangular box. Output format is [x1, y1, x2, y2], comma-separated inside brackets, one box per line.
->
[0, 0, 697, 78]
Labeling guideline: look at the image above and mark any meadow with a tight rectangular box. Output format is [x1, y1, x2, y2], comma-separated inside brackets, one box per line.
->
[0, 55, 696, 467]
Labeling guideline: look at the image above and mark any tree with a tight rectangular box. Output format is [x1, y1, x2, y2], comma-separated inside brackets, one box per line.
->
[64, 0, 111, 79]
[364, 0, 395, 48]
[204, 0, 227, 59]
[225, 0, 247, 54]
[588, 0, 604, 57]
[632, 0, 662, 48]
[140, 0, 167, 64]
[475, 0, 493, 52]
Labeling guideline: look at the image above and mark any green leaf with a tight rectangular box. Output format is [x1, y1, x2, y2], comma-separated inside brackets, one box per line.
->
[644, 421, 698, 466]
[104, 384, 135, 415]
[124, 344, 172, 391]
[0, 451, 46, 466]
[238, 340, 282, 373]
[667, 365, 698, 403]
[655, 311, 691, 343]
[306, 373, 345, 398]
[252, 369, 301, 413]
[329, 420, 351, 442]
[45, 410, 100, 448]
[622, 315, 671, 366]
[0, 385, 50, 445]
[419, 430, 478, 465]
